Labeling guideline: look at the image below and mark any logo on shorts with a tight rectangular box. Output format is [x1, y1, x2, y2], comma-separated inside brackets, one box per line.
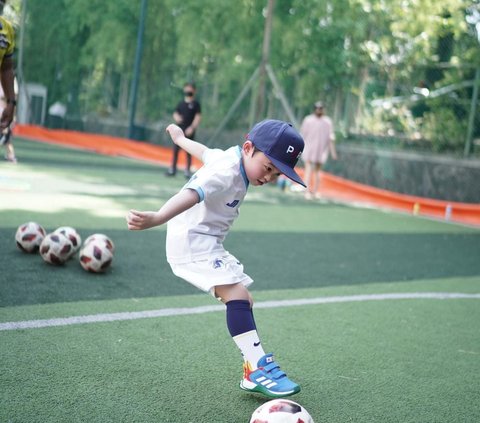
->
[213, 258, 224, 269]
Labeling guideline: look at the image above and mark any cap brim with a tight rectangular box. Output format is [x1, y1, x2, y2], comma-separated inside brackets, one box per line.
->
[265, 154, 306, 187]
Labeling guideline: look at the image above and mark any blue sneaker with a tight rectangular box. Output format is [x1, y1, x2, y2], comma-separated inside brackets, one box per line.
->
[240, 353, 300, 398]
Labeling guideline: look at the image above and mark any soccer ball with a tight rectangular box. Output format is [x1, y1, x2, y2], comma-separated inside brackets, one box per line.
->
[79, 240, 113, 273]
[250, 399, 314, 423]
[15, 222, 46, 253]
[83, 233, 115, 253]
[39, 233, 73, 265]
[54, 226, 82, 257]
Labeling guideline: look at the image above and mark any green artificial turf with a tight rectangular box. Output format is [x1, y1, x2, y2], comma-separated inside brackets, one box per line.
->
[1, 138, 479, 422]
[1, 294, 479, 422]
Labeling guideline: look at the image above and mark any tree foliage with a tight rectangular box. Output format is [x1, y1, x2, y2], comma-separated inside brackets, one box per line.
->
[19, 0, 480, 148]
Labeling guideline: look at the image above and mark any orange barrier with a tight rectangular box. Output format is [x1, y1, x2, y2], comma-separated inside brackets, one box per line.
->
[14, 124, 480, 227]
[14, 124, 202, 169]
[317, 172, 480, 227]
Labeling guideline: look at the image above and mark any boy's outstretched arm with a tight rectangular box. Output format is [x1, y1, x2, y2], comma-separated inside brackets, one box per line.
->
[166, 124, 208, 162]
[127, 189, 199, 230]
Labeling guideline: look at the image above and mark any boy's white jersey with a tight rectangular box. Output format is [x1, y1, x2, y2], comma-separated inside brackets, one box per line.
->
[166, 146, 249, 264]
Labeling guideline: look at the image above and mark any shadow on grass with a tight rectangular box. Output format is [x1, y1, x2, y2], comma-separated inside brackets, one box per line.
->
[15, 139, 349, 210]
[1, 228, 479, 307]
[16, 138, 170, 172]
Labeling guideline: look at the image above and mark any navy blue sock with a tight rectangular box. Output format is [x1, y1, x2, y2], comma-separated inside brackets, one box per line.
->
[226, 300, 256, 337]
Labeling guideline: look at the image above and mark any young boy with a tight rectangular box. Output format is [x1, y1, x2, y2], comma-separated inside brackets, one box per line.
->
[127, 119, 306, 398]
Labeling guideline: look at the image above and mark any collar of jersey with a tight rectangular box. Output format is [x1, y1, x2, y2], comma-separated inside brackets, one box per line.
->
[236, 146, 249, 189]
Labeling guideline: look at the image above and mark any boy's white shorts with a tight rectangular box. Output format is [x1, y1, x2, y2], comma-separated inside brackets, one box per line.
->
[169, 252, 253, 296]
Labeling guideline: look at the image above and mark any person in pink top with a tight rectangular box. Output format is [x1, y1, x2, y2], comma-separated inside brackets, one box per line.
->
[300, 101, 337, 199]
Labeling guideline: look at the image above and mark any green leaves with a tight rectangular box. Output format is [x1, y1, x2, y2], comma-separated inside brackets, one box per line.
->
[22, 0, 478, 147]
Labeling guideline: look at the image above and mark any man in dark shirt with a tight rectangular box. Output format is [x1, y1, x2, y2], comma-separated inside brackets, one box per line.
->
[166, 82, 202, 178]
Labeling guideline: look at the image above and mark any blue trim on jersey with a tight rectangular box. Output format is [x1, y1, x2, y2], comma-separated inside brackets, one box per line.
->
[236, 146, 249, 189]
[194, 186, 205, 202]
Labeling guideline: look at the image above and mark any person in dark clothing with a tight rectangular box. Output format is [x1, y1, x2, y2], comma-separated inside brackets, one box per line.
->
[166, 82, 202, 178]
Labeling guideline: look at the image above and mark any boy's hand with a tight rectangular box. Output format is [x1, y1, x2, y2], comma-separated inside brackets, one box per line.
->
[166, 124, 185, 145]
[126, 209, 161, 230]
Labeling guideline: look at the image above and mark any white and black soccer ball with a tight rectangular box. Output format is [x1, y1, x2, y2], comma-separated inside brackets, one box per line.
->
[39, 233, 73, 265]
[250, 399, 314, 423]
[83, 233, 115, 253]
[79, 240, 113, 273]
[54, 226, 82, 257]
[15, 221, 46, 253]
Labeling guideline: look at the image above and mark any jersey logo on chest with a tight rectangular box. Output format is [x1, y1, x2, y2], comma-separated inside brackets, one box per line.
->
[226, 200, 240, 208]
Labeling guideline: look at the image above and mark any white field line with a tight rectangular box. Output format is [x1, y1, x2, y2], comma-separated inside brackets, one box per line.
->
[1, 292, 479, 331]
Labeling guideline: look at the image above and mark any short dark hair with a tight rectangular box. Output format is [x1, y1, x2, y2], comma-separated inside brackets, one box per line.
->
[184, 82, 196, 90]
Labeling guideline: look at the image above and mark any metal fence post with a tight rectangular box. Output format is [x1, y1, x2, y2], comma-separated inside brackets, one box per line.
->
[464, 66, 480, 157]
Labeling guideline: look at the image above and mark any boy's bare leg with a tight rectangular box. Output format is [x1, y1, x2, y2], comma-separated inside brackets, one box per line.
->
[215, 283, 252, 305]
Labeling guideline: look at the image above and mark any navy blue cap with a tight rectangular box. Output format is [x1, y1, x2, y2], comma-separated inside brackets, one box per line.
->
[247, 119, 306, 187]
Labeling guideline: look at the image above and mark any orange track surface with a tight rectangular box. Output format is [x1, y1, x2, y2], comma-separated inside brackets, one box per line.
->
[15, 124, 480, 227]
